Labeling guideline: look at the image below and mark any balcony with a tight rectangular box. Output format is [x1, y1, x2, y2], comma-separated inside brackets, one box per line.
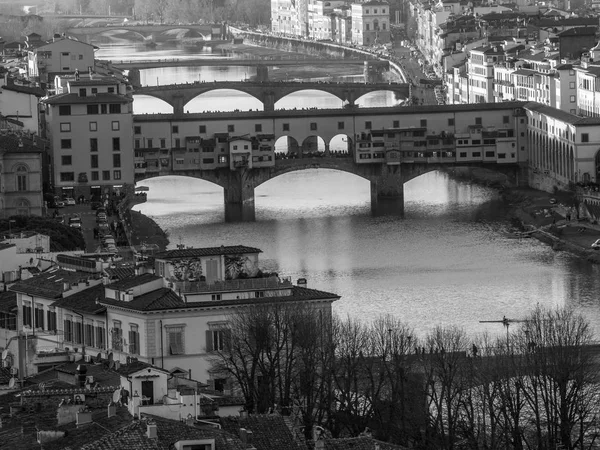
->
[174, 276, 293, 294]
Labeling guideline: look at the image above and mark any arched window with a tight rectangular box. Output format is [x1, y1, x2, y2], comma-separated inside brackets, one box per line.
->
[16, 198, 29, 216]
[15, 165, 28, 192]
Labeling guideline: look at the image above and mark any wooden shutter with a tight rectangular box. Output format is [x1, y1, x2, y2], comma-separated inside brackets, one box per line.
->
[206, 330, 213, 352]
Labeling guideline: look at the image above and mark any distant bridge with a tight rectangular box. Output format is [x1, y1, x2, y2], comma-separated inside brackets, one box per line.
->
[113, 57, 370, 71]
[66, 23, 215, 40]
[133, 80, 411, 114]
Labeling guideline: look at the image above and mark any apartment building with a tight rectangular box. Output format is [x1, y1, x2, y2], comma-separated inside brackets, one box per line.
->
[0, 132, 45, 217]
[27, 36, 96, 84]
[42, 73, 133, 201]
[351, 1, 391, 46]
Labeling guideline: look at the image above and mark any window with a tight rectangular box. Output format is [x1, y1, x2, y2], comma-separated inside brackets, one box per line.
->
[112, 138, 120, 151]
[113, 154, 121, 168]
[61, 155, 72, 166]
[111, 121, 120, 131]
[111, 321, 122, 351]
[64, 315, 73, 341]
[90, 138, 98, 152]
[59, 105, 71, 116]
[570, 82, 576, 89]
[485, 151, 495, 157]
[472, 152, 481, 157]
[365, 121, 372, 129]
[420, 119, 427, 127]
[91, 154, 98, 168]
[448, 118, 454, 126]
[310, 122, 317, 131]
[199, 125, 206, 133]
[211, 294, 221, 301]
[91, 87, 97, 94]
[113, 170, 121, 180]
[109, 103, 121, 114]
[255, 124, 262, 132]
[16, 166, 27, 191]
[570, 95, 576, 103]
[47, 308, 57, 332]
[85, 322, 94, 347]
[61, 139, 72, 149]
[148, 138, 153, 148]
[34, 304, 44, 329]
[283, 123, 290, 131]
[582, 133, 589, 143]
[96, 322, 106, 349]
[134, 126, 141, 134]
[79, 88, 87, 97]
[91, 171, 99, 181]
[207, 328, 229, 352]
[60, 122, 71, 132]
[460, 152, 467, 157]
[167, 326, 185, 355]
[87, 104, 99, 115]
[503, 116, 509, 124]
[60, 172, 74, 182]
[73, 320, 83, 344]
[160, 139, 166, 148]
[227, 124, 235, 132]
[475, 117, 482, 125]
[102, 170, 110, 180]
[135, 139, 141, 149]
[129, 325, 140, 354]
[175, 138, 180, 148]
[393, 120, 399, 128]
[218, 155, 227, 164]
[89, 122, 97, 132]
[472, 140, 481, 145]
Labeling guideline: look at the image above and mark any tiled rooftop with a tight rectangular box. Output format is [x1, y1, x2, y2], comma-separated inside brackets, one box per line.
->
[154, 245, 263, 259]
[0, 290, 16, 313]
[104, 273, 161, 291]
[10, 269, 94, 299]
[524, 102, 600, 126]
[104, 266, 135, 281]
[2, 83, 45, 96]
[221, 414, 303, 450]
[51, 283, 106, 315]
[0, 133, 45, 154]
[43, 92, 131, 105]
[101, 286, 339, 312]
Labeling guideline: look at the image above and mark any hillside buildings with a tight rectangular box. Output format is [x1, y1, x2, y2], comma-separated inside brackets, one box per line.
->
[272, 0, 391, 45]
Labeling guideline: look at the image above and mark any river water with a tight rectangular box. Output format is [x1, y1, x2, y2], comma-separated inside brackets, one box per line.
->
[97, 43, 600, 338]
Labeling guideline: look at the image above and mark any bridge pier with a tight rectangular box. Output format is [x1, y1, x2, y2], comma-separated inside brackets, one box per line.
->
[263, 92, 275, 112]
[173, 94, 185, 116]
[223, 172, 256, 222]
[370, 165, 405, 217]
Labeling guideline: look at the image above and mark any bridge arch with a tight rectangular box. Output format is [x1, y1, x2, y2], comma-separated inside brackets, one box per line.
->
[96, 29, 148, 41]
[132, 94, 174, 114]
[184, 89, 263, 112]
[300, 135, 327, 156]
[275, 89, 344, 110]
[274, 136, 300, 158]
[329, 134, 353, 156]
[355, 89, 406, 107]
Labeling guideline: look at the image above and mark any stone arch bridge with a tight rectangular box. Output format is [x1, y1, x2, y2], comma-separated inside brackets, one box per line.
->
[67, 23, 215, 41]
[136, 157, 526, 221]
[134, 81, 411, 115]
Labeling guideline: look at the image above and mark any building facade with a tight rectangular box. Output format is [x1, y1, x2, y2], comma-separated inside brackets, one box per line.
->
[42, 73, 133, 201]
[27, 37, 96, 84]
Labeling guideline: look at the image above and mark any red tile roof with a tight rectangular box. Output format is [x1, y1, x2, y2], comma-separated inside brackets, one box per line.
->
[10, 269, 95, 299]
[221, 414, 304, 450]
[51, 283, 106, 314]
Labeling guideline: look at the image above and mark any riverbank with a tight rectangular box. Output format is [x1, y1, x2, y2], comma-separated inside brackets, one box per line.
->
[126, 209, 170, 251]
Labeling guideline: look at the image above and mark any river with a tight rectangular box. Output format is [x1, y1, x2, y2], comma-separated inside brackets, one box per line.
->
[97, 43, 600, 339]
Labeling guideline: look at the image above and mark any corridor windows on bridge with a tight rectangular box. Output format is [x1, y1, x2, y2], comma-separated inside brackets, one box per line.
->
[503, 115, 510, 124]
[420, 119, 427, 127]
[310, 122, 318, 131]
[338, 122, 345, 130]
[283, 123, 290, 132]
[448, 118, 454, 126]
[134, 126, 141, 134]
[255, 124, 262, 132]
[172, 125, 179, 134]
[89, 122, 97, 132]
[227, 125, 235, 133]
[365, 121, 372, 129]
[393, 120, 399, 128]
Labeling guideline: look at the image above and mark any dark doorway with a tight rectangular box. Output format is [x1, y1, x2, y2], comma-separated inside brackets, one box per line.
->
[141, 380, 154, 404]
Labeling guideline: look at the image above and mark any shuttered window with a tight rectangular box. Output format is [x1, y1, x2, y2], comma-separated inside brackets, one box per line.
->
[166, 326, 185, 355]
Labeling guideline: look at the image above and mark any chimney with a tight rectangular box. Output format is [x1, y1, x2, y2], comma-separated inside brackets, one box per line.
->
[146, 423, 157, 439]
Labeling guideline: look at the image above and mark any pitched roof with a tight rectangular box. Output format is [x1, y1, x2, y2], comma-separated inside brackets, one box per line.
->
[81, 416, 246, 450]
[35, 36, 95, 51]
[101, 286, 339, 312]
[51, 283, 106, 314]
[104, 266, 135, 281]
[557, 26, 597, 37]
[68, 79, 120, 87]
[100, 287, 184, 311]
[113, 360, 170, 377]
[221, 414, 303, 450]
[9, 269, 93, 299]
[2, 83, 45, 96]
[42, 92, 131, 105]
[104, 273, 161, 291]
[525, 102, 600, 126]
[154, 245, 262, 260]
[0, 133, 45, 154]
[0, 290, 16, 313]
[537, 17, 598, 27]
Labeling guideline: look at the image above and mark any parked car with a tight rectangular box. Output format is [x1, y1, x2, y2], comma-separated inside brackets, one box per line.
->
[90, 201, 103, 210]
[68, 217, 82, 229]
[96, 213, 107, 222]
[54, 215, 65, 224]
[64, 197, 76, 206]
